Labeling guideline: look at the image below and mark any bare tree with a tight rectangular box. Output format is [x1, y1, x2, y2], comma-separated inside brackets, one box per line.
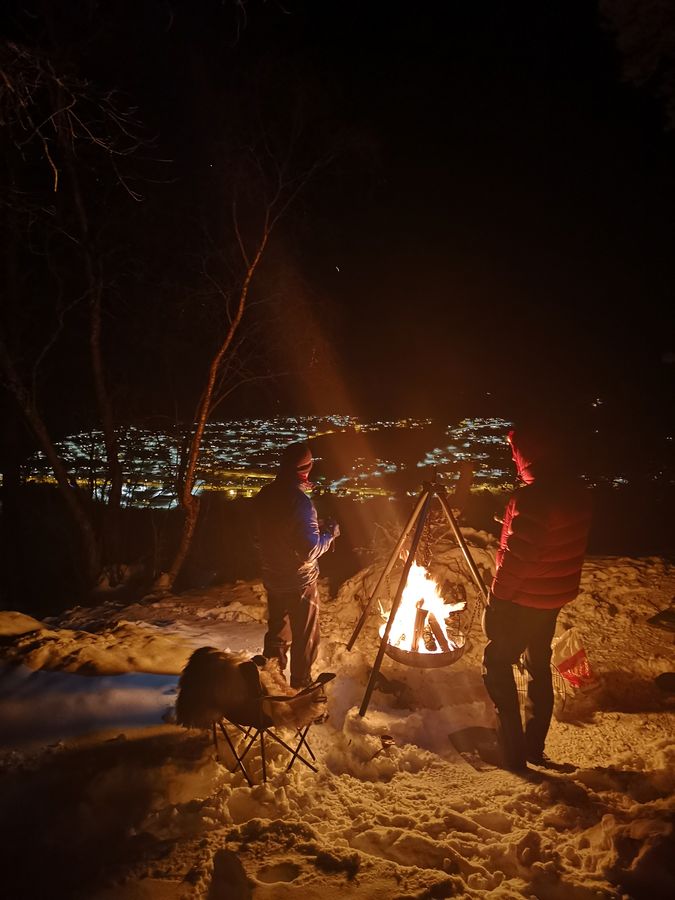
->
[152, 134, 328, 594]
[0, 38, 143, 583]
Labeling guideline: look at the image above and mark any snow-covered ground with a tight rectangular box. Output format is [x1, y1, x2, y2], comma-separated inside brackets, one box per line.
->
[1, 532, 674, 899]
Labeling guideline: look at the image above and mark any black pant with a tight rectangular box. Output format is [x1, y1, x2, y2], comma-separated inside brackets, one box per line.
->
[482, 598, 560, 768]
[263, 581, 320, 688]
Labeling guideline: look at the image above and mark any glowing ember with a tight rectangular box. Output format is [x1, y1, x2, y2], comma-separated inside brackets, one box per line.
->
[380, 561, 466, 654]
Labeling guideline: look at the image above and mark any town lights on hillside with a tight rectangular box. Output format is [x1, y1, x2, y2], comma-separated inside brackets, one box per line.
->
[380, 561, 465, 654]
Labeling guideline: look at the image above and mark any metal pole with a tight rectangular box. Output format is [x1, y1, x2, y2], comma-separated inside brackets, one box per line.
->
[436, 488, 490, 607]
[346, 487, 429, 652]
[358, 492, 433, 717]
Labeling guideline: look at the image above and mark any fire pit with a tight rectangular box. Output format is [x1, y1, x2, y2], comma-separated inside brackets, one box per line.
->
[380, 561, 468, 668]
[347, 478, 489, 717]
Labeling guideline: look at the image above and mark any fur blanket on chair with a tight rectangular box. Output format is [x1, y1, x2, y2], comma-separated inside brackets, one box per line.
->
[175, 647, 328, 731]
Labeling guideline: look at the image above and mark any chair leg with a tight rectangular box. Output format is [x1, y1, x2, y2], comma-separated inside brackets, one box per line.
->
[238, 729, 260, 765]
[218, 721, 253, 787]
[263, 727, 318, 774]
[287, 724, 314, 770]
[300, 725, 316, 761]
[214, 720, 320, 784]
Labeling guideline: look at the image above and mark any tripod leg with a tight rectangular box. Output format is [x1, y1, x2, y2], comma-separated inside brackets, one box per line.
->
[347, 488, 429, 651]
[436, 490, 490, 606]
[359, 492, 433, 717]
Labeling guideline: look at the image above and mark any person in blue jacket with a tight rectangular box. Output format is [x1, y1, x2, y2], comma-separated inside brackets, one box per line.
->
[253, 441, 340, 688]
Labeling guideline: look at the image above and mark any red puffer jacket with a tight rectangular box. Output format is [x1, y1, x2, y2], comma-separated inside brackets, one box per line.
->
[491, 427, 593, 609]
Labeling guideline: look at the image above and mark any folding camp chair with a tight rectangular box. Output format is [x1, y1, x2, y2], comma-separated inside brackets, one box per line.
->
[212, 662, 336, 786]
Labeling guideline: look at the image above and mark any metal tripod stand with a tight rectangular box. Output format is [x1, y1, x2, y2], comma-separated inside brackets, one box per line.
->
[346, 479, 490, 717]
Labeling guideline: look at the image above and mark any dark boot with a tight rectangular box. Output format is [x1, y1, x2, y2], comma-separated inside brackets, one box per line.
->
[496, 711, 527, 772]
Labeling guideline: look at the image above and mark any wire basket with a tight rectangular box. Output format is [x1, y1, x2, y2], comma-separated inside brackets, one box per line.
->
[513, 657, 570, 714]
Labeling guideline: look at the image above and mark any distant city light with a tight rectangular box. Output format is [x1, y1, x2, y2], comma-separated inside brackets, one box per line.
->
[24, 413, 659, 509]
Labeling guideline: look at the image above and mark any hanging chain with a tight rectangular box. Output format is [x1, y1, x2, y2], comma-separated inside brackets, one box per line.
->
[418, 513, 434, 568]
[463, 582, 483, 636]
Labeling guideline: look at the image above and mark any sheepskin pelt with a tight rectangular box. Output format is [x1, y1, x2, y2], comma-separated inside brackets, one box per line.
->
[175, 647, 328, 731]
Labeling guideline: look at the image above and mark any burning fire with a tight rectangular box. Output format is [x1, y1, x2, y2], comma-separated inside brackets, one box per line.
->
[380, 561, 466, 654]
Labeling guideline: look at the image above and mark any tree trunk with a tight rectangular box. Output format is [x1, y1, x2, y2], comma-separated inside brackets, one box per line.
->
[64, 146, 124, 569]
[0, 343, 101, 584]
[89, 272, 123, 566]
[151, 229, 268, 595]
[164, 494, 201, 590]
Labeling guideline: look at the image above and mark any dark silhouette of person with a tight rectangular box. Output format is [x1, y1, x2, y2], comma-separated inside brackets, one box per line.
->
[253, 441, 340, 688]
[483, 420, 593, 771]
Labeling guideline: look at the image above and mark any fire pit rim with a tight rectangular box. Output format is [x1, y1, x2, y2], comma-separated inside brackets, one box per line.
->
[384, 638, 469, 669]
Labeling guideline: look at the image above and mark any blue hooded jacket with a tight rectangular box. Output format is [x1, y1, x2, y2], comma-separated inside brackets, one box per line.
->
[254, 471, 336, 592]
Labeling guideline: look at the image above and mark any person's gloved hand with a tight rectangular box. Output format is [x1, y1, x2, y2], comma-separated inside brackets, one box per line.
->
[328, 520, 340, 540]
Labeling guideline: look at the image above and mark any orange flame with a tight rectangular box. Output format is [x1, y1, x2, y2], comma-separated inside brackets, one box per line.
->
[380, 561, 465, 653]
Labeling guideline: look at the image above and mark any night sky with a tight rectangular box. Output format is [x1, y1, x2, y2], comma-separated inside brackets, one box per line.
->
[273, 2, 675, 429]
[2, 1, 675, 436]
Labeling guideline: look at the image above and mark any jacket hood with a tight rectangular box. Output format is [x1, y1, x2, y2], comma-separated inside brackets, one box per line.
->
[508, 425, 564, 484]
[278, 441, 313, 484]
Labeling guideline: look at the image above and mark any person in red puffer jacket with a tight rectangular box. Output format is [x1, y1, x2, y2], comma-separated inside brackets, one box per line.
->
[483, 420, 593, 772]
